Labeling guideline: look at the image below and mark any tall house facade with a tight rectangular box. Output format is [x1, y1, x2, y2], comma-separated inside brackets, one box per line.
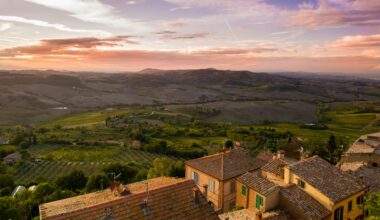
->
[284, 156, 368, 220]
[185, 147, 265, 213]
[231, 155, 368, 220]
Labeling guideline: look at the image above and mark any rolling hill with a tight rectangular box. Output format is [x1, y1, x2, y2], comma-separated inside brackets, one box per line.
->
[0, 69, 379, 126]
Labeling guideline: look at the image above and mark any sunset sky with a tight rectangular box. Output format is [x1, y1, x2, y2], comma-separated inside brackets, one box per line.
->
[0, 0, 379, 73]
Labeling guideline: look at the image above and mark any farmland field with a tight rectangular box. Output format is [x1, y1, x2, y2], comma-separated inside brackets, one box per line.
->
[14, 147, 166, 184]
[6, 100, 380, 186]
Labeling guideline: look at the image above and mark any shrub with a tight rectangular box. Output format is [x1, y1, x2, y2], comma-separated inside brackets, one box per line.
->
[86, 173, 111, 192]
[103, 163, 138, 183]
[55, 170, 87, 192]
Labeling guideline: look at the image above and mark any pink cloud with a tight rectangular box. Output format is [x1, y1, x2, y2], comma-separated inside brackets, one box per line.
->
[332, 34, 380, 48]
[194, 47, 278, 55]
[0, 36, 140, 57]
[290, 0, 380, 28]
[0, 36, 379, 74]
[154, 31, 210, 40]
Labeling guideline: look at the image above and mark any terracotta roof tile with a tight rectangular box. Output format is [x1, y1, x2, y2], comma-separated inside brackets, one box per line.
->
[262, 158, 295, 178]
[289, 156, 368, 203]
[237, 172, 278, 196]
[39, 177, 218, 220]
[347, 132, 380, 154]
[280, 185, 331, 220]
[256, 151, 274, 163]
[219, 209, 291, 220]
[186, 147, 266, 180]
[340, 163, 380, 193]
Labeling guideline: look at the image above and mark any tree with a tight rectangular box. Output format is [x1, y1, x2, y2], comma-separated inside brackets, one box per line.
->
[0, 174, 15, 189]
[224, 140, 234, 149]
[103, 163, 138, 183]
[33, 183, 55, 203]
[134, 169, 148, 182]
[328, 134, 337, 163]
[55, 170, 87, 192]
[147, 157, 184, 179]
[86, 173, 111, 192]
[365, 192, 380, 219]
[143, 141, 168, 154]
[45, 190, 76, 202]
[19, 141, 31, 149]
[0, 197, 24, 220]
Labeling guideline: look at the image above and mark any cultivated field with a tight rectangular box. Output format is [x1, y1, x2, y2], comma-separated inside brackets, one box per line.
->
[14, 147, 166, 184]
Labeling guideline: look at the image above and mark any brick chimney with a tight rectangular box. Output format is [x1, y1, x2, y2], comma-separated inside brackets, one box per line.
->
[235, 141, 242, 148]
[276, 150, 285, 159]
[193, 187, 200, 205]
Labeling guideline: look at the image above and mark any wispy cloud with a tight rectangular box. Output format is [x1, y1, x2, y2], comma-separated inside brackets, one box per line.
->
[194, 47, 278, 55]
[126, 1, 137, 5]
[0, 22, 13, 31]
[155, 31, 210, 40]
[24, 0, 149, 31]
[3, 36, 378, 74]
[0, 15, 110, 36]
[332, 34, 380, 48]
[290, 0, 380, 28]
[0, 36, 139, 58]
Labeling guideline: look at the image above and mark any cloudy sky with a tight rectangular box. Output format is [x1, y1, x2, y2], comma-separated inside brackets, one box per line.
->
[0, 0, 379, 73]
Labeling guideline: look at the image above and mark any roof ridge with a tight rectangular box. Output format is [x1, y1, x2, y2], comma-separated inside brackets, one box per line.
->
[185, 150, 231, 163]
[288, 155, 319, 168]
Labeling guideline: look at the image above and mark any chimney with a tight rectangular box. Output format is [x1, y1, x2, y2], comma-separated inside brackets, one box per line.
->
[203, 184, 208, 200]
[257, 170, 263, 178]
[277, 150, 285, 159]
[235, 141, 242, 148]
[193, 187, 200, 205]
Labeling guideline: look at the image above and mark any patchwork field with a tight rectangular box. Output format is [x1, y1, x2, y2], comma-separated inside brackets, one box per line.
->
[14, 146, 168, 184]
[6, 100, 380, 186]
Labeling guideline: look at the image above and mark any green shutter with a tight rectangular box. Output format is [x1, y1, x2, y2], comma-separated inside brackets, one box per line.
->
[256, 195, 263, 210]
[242, 185, 246, 196]
[300, 180, 305, 188]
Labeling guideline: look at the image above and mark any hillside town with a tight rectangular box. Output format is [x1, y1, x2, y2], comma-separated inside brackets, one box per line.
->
[36, 133, 380, 220]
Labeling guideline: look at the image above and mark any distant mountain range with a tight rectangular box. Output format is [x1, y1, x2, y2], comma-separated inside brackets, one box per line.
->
[0, 68, 379, 125]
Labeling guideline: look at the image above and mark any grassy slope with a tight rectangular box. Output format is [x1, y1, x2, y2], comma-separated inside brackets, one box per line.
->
[40, 101, 380, 143]
[12, 101, 380, 184]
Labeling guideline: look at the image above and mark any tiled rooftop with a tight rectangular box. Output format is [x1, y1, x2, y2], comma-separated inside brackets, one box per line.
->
[347, 132, 380, 154]
[219, 209, 290, 220]
[340, 162, 380, 193]
[280, 185, 331, 220]
[289, 156, 368, 203]
[39, 177, 218, 220]
[186, 147, 266, 180]
[262, 158, 296, 178]
[256, 151, 275, 163]
[237, 172, 278, 196]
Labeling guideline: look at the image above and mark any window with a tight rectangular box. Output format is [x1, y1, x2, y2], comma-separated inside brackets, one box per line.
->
[348, 200, 352, 212]
[191, 171, 199, 185]
[230, 181, 236, 194]
[334, 206, 344, 220]
[297, 179, 305, 189]
[300, 180, 305, 188]
[255, 194, 264, 210]
[241, 185, 246, 196]
[209, 179, 215, 193]
[357, 195, 364, 205]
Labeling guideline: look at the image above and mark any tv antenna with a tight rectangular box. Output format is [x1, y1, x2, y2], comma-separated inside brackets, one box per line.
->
[108, 172, 122, 181]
